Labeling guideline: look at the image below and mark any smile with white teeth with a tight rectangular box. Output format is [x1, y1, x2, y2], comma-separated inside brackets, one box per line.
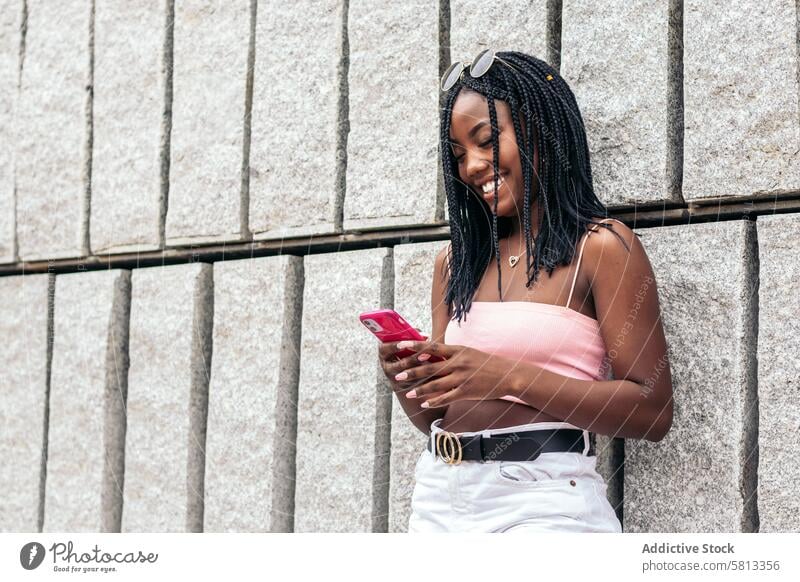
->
[481, 176, 504, 194]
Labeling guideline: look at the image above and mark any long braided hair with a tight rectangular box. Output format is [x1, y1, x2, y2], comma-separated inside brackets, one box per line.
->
[440, 50, 633, 324]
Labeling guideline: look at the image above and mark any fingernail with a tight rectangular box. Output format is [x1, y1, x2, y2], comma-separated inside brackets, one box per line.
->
[406, 389, 417, 398]
[421, 401, 430, 408]
[418, 353, 430, 361]
[397, 341, 413, 349]
[395, 372, 408, 381]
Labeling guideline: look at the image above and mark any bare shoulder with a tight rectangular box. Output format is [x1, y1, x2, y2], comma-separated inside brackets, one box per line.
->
[435, 242, 450, 261]
[582, 218, 645, 268]
[431, 241, 453, 304]
[430, 242, 454, 342]
[434, 242, 452, 279]
[586, 218, 638, 250]
[582, 218, 657, 299]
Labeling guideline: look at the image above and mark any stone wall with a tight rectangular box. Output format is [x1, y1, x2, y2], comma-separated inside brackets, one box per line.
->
[1, 0, 798, 532]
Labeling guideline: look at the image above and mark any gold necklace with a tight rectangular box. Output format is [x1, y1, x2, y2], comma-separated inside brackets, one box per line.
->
[507, 238, 528, 268]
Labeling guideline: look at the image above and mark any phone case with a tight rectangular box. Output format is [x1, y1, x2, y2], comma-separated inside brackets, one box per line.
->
[359, 309, 444, 362]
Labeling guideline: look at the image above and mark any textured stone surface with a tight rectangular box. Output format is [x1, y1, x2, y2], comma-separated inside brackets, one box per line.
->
[595, 434, 624, 521]
[343, 2, 440, 231]
[0, 1, 21, 263]
[249, 0, 343, 240]
[756, 214, 800, 532]
[684, 1, 800, 200]
[561, 0, 674, 204]
[122, 262, 213, 532]
[91, 0, 167, 254]
[166, 1, 250, 245]
[624, 220, 758, 532]
[0, 274, 50, 532]
[388, 241, 444, 532]
[294, 248, 393, 532]
[204, 255, 303, 532]
[15, 0, 91, 261]
[44, 270, 130, 532]
[449, 0, 549, 63]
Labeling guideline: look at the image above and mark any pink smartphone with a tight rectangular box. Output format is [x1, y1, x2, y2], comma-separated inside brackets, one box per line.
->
[359, 309, 444, 362]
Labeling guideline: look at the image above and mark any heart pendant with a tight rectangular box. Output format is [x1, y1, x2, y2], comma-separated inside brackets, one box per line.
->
[509, 255, 519, 268]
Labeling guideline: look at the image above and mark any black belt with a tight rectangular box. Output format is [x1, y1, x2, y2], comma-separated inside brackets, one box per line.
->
[427, 428, 591, 464]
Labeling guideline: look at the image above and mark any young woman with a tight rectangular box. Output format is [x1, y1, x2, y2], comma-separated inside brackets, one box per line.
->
[379, 50, 673, 532]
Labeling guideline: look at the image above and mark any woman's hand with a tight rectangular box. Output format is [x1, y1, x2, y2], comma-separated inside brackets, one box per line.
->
[378, 329, 435, 392]
[391, 340, 515, 407]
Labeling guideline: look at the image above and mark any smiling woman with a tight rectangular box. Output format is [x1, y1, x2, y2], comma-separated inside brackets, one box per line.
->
[449, 98, 522, 211]
[377, 50, 674, 533]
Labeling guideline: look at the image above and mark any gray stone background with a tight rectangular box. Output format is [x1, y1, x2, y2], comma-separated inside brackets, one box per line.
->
[0, 0, 798, 532]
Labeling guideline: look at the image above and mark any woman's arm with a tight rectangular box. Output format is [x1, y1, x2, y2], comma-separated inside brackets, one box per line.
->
[507, 222, 674, 441]
[389, 244, 451, 436]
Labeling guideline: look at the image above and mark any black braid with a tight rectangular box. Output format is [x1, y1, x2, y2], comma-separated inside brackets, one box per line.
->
[440, 51, 636, 325]
[486, 92, 503, 301]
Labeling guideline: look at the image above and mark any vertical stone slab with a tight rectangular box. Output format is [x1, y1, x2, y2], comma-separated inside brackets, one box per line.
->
[15, 0, 92, 261]
[249, 0, 343, 240]
[44, 270, 131, 532]
[389, 241, 443, 532]
[343, 3, 439, 231]
[204, 255, 303, 532]
[91, 0, 168, 254]
[624, 221, 759, 532]
[122, 262, 213, 532]
[684, 1, 800, 200]
[594, 435, 624, 523]
[449, 1, 549, 64]
[0, 274, 50, 532]
[0, 0, 22, 263]
[561, 1, 675, 204]
[166, 1, 251, 246]
[294, 248, 392, 532]
[757, 214, 800, 532]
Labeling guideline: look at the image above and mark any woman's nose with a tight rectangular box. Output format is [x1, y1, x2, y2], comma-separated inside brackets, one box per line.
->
[464, 150, 490, 180]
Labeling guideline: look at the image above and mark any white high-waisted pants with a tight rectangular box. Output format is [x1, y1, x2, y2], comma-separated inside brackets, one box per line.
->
[407, 419, 622, 533]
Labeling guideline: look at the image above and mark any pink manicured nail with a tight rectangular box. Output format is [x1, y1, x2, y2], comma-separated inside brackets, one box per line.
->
[418, 353, 430, 361]
[406, 389, 417, 398]
[395, 372, 408, 381]
[421, 401, 430, 408]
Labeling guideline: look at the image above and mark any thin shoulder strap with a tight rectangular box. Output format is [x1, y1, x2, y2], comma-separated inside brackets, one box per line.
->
[566, 218, 619, 309]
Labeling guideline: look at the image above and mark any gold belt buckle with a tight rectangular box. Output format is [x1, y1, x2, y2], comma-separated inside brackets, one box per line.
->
[435, 430, 463, 465]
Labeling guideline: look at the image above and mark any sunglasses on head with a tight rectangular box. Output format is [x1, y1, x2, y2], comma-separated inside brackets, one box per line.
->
[440, 48, 521, 92]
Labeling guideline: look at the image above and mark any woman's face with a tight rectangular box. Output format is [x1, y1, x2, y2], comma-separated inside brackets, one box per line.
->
[448, 89, 538, 217]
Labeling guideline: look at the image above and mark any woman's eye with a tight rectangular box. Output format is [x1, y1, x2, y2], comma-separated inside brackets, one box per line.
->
[454, 138, 492, 163]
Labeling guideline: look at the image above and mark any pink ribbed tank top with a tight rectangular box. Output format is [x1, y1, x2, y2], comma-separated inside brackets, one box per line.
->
[444, 219, 619, 406]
